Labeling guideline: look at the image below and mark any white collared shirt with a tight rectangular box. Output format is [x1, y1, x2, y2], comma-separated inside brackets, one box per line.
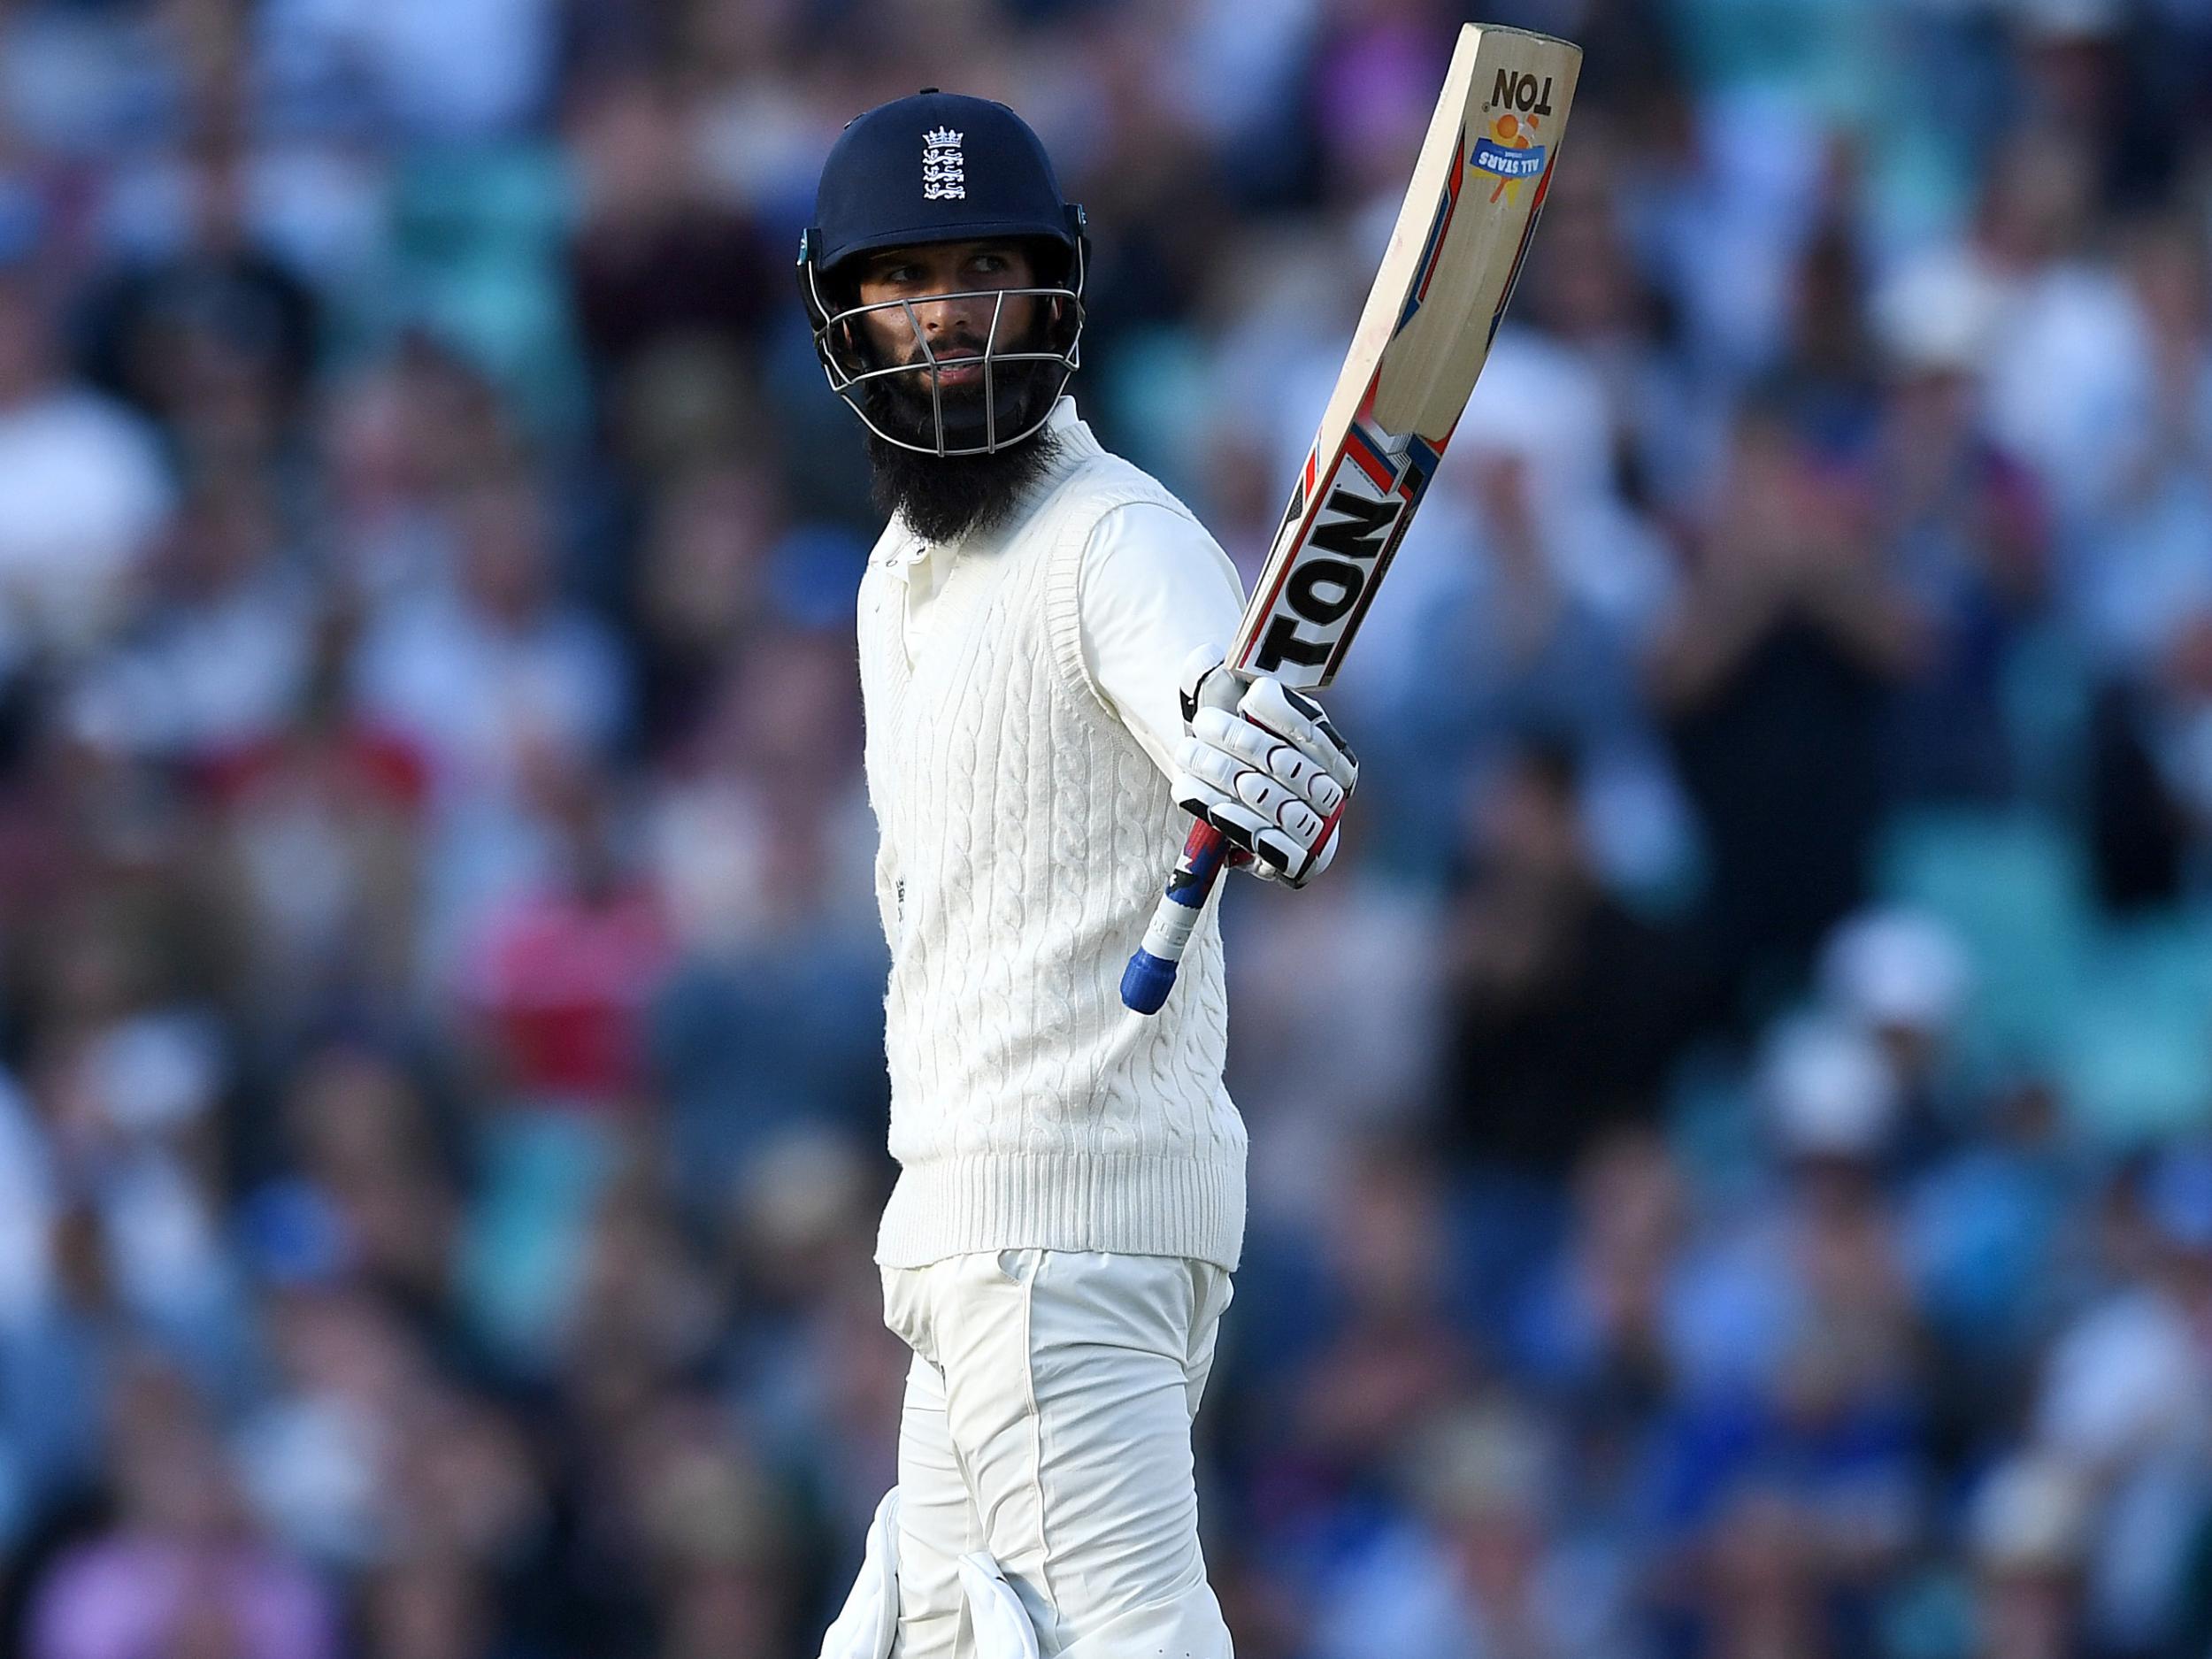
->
[891, 401, 1244, 780]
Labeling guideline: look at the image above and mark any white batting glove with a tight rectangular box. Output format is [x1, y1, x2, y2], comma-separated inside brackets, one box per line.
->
[1172, 644, 1358, 887]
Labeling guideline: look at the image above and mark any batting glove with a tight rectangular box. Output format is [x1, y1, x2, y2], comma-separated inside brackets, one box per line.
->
[1173, 644, 1358, 887]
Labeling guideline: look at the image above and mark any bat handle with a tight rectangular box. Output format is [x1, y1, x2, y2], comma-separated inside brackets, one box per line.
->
[1120, 820, 1231, 1014]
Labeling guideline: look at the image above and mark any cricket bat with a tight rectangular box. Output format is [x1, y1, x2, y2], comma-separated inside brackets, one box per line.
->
[1121, 21, 1581, 1014]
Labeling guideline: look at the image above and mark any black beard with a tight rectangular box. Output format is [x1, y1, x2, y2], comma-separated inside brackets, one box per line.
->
[864, 411, 1062, 543]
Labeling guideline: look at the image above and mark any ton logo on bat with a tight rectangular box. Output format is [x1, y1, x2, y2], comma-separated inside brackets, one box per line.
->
[1251, 488, 1400, 673]
[1491, 68, 1553, 115]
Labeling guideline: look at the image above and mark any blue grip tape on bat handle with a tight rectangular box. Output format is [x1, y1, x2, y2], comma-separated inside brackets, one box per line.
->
[1120, 822, 1230, 1015]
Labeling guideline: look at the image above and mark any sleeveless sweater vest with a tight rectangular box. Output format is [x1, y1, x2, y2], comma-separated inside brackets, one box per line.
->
[856, 418, 1247, 1271]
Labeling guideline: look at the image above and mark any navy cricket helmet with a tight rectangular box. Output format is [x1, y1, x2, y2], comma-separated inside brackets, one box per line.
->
[798, 90, 1088, 457]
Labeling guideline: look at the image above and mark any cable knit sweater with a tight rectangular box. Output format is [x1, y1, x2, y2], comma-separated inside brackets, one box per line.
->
[856, 414, 1248, 1271]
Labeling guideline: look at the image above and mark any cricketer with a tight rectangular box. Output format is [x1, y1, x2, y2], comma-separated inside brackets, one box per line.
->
[800, 90, 1359, 1659]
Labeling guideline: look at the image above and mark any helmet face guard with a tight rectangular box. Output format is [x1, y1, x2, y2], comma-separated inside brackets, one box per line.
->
[799, 233, 1087, 457]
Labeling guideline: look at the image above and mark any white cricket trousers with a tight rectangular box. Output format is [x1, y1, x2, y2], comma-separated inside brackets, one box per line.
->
[880, 1248, 1237, 1658]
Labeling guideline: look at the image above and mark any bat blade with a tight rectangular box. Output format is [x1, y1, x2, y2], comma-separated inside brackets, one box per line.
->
[1233, 23, 1580, 690]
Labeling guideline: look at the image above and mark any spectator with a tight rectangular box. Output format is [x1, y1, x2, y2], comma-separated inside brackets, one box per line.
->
[70, 479, 315, 766]
[455, 757, 670, 1119]
[76, 128, 322, 480]
[1868, 257, 2051, 806]
[1437, 740, 1707, 1173]
[199, 611, 427, 1034]
[1650, 402, 1930, 1009]
[351, 465, 631, 972]
[1316, 1398, 1632, 1659]
[2032, 1147, 2212, 1656]
[0, 267, 172, 664]
[1968, 1454, 2093, 1659]
[30, 1358, 337, 1659]
[565, 73, 777, 396]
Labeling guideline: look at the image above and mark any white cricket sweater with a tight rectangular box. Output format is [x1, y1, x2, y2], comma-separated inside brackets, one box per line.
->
[856, 409, 1248, 1271]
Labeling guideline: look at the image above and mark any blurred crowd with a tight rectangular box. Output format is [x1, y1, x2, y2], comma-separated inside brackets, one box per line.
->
[0, 0, 2209, 1655]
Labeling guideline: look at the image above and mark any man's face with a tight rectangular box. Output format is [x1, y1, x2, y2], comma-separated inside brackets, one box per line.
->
[851, 240, 1041, 388]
